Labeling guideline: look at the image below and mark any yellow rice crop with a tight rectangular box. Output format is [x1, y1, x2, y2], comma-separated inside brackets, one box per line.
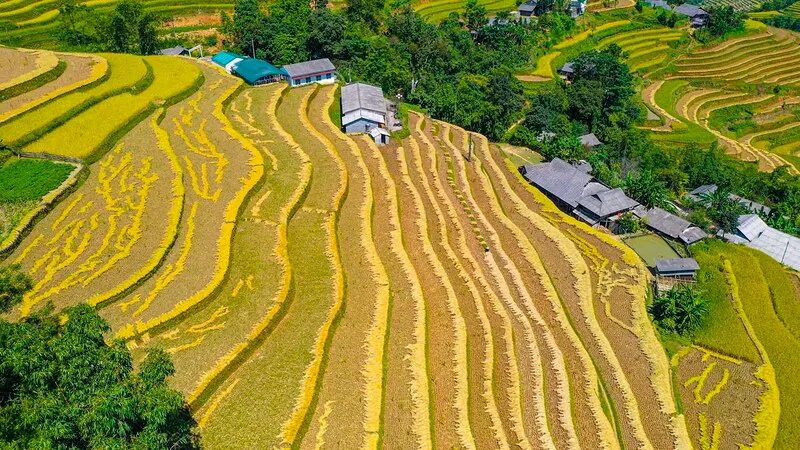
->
[0, 54, 148, 144]
[0, 54, 108, 124]
[25, 56, 202, 158]
[317, 87, 391, 449]
[186, 83, 309, 406]
[428, 122, 551, 448]
[116, 74, 264, 339]
[278, 86, 347, 447]
[722, 259, 779, 449]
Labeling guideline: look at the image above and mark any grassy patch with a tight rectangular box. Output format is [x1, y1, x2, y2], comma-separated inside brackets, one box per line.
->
[690, 241, 762, 363]
[0, 158, 72, 202]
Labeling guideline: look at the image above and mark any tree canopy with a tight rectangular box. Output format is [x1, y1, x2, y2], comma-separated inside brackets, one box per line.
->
[0, 265, 199, 449]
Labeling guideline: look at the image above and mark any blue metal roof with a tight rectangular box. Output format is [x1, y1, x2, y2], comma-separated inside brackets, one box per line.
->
[234, 58, 287, 84]
[211, 51, 246, 67]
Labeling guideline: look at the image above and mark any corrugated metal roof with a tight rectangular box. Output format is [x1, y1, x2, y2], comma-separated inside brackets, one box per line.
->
[737, 214, 769, 241]
[342, 82, 386, 115]
[656, 258, 700, 274]
[680, 227, 707, 244]
[748, 228, 800, 271]
[212, 51, 245, 67]
[282, 58, 335, 78]
[521, 158, 592, 208]
[559, 62, 575, 73]
[233, 59, 286, 84]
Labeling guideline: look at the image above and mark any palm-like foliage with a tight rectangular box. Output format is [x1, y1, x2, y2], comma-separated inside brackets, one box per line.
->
[649, 284, 709, 336]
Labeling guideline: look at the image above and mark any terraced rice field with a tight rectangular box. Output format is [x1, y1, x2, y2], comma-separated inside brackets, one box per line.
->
[785, 2, 800, 16]
[2, 43, 797, 449]
[0, 0, 234, 48]
[598, 27, 686, 72]
[702, 0, 761, 12]
[413, 0, 516, 22]
[646, 27, 800, 172]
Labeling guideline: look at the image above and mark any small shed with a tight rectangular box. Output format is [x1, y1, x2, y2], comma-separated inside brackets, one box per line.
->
[341, 82, 388, 134]
[234, 59, 286, 85]
[212, 51, 246, 74]
[160, 46, 190, 56]
[673, 4, 710, 27]
[518, 0, 538, 16]
[369, 127, 391, 146]
[558, 62, 575, 80]
[283, 58, 336, 87]
[579, 133, 603, 148]
[655, 258, 700, 278]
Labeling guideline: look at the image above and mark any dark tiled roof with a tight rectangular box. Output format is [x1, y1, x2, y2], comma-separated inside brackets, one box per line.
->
[559, 62, 575, 73]
[641, 207, 691, 239]
[577, 187, 639, 218]
[521, 158, 592, 208]
[159, 46, 188, 56]
[282, 58, 335, 78]
[674, 3, 708, 17]
[656, 258, 700, 274]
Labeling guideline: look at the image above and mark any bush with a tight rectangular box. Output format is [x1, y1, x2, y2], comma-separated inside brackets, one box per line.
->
[0, 264, 199, 449]
[617, 211, 642, 233]
[650, 284, 709, 336]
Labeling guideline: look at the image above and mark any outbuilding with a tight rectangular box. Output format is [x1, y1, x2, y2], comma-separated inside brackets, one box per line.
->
[233, 59, 286, 85]
[579, 133, 602, 148]
[518, 0, 538, 16]
[558, 62, 575, 80]
[369, 127, 391, 146]
[674, 4, 710, 27]
[282, 58, 336, 87]
[341, 82, 388, 134]
[212, 51, 246, 74]
[159, 46, 190, 56]
[655, 258, 700, 278]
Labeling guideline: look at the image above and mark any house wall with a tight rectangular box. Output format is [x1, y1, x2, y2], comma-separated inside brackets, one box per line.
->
[288, 72, 335, 87]
[344, 118, 381, 134]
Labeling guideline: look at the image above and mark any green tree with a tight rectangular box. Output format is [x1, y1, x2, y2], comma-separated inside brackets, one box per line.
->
[0, 265, 199, 449]
[232, 0, 262, 57]
[649, 284, 709, 336]
[617, 211, 641, 233]
[463, 0, 487, 33]
[0, 264, 31, 314]
[624, 169, 670, 208]
[137, 11, 159, 55]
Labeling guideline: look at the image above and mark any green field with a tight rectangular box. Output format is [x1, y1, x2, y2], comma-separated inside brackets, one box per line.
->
[623, 233, 680, 266]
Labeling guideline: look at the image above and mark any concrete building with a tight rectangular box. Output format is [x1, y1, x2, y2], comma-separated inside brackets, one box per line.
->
[282, 58, 336, 87]
[341, 82, 388, 134]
